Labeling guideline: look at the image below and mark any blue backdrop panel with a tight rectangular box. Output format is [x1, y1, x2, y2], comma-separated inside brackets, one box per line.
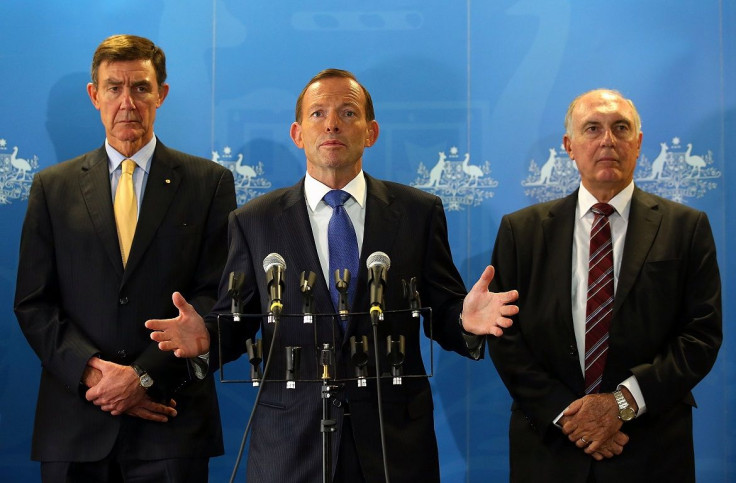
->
[0, 1, 733, 481]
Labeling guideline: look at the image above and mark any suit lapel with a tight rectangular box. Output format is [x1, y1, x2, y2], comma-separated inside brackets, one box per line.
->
[279, 180, 334, 312]
[79, 147, 124, 277]
[613, 188, 662, 315]
[542, 192, 577, 335]
[346, 175, 401, 337]
[123, 142, 181, 281]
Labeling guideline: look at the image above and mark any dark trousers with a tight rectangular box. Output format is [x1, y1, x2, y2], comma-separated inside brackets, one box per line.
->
[40, 457, 209, 483]
[335, 412, 365, 483]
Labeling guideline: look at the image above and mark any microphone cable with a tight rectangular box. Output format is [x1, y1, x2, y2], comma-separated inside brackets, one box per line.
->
[229, 253, 286, 483]
[371, 314, 391, 483]
[367, 251, 392, 483]
[228, 315, 281, 483]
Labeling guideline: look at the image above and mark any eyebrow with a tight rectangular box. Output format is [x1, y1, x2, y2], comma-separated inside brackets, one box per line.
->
[102, 78, 152, 87]
[306, 101, 360, 113]
[582, 118, 632, 129]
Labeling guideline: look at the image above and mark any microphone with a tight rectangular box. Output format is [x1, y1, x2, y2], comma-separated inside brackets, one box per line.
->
[227, 272, 245, 321]
[350, 336, 369, 387]
[402, 276, 421, 319]
[246, 338, 263, 386]
[285, 346, 301, 389]
[263, 253, 286, 319]
[367, 251, 390, 320]
[334, 269, 351, 320]
[300, 271, 317, 324]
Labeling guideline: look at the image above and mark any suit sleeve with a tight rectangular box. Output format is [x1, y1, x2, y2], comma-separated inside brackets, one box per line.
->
[629, 211, 722, 413]
[204, 209, 262, 370]
[135, 167, 236, 391]
[421, 196, 475, 358]
[14, 173, 99, 392]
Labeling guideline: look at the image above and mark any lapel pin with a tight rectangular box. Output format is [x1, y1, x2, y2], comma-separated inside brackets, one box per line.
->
[165, 179, 171, 184]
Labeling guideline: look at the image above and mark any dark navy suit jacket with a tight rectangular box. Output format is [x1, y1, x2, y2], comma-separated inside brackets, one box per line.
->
[488, 187, 721, 483]
[209, 173, 475, 482]
[15, 141, 236, 462]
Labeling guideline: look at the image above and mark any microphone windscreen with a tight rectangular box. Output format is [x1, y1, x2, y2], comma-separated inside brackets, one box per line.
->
[366, 251, 390, 270]
[263, 253, 286, 273]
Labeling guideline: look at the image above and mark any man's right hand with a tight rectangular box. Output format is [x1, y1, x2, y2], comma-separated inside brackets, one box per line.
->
[83, 358, 177, 422]
[145, 292, 210, 358]
[126, 398, 177, 423]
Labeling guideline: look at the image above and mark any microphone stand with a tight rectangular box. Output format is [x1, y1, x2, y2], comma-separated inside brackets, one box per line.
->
[334, 269, 350, 323]
[319, 344, 338, 483]
[301, 271, 316, 324]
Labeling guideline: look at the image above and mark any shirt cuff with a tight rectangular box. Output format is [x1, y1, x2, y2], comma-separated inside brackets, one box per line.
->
[459, 314, 484, 360]
[189, 352, 210, 380]
[618, 376, 646, 416]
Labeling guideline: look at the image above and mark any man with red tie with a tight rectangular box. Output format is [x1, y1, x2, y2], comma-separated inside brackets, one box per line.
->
[487, 89, 722, 482]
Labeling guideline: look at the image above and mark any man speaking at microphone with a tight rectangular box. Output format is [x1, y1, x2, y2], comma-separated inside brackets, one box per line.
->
[146, 68, 519, 482]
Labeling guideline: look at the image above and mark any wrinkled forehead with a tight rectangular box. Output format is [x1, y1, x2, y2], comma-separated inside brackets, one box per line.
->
[98, 59, 157, 83]
[575, 92, 635, 124]
[305, 77, 364, 106]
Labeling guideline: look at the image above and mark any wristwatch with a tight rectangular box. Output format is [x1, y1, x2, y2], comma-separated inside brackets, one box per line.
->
[131, 364, 154, 389]
[613, 389, 636, 421]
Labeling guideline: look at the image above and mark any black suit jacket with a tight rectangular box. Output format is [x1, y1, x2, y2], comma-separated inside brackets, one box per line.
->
[487, 187, 722, 483]
[14, 141, 236, 462]
[209, 174, 474, 482]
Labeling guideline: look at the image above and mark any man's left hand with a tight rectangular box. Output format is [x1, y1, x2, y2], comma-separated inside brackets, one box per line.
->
[560, 393, 622, 454]
[84, 357, 147, 415]
[460, 265, 519, 337]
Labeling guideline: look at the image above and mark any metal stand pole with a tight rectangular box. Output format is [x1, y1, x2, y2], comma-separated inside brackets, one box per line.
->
[320, 344, 337, 483]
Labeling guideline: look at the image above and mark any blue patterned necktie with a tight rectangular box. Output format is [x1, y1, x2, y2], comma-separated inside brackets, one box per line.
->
[323, 190, 359, 321]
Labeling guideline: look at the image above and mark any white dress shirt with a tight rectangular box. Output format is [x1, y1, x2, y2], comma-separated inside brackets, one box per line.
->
[571, 181, 646, 415]
[304, 171, 367, 289]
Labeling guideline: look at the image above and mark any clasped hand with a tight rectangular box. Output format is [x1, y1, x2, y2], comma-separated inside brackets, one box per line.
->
[560, 394, 629, 460]
[83, 357, 176, 422]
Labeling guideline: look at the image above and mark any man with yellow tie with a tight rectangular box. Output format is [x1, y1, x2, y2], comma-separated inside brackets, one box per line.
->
[14, 34, 236, 482]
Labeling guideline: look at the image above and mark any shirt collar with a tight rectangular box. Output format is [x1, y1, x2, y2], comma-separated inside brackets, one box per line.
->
[304, 170, 367, 211]
[106, 136, 156, 174]
[577, 181, 634, 221]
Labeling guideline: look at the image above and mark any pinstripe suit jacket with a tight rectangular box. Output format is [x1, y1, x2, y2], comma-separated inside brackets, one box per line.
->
[15, 140, 236, 462]
[209, 173, 474, 482]
[487, 187, 722, 483]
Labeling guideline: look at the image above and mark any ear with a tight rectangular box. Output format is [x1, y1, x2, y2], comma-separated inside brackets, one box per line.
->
[365, 120, 380, 147]
[156, 83, 170, 108]
[562, 134, 573, 160]
[87, 83, 101, 110]
[290, 122, 304, 148]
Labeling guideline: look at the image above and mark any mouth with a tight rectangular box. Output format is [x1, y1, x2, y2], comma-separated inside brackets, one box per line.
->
[320, 139, 346, 148]
[117, 118, 142, 125]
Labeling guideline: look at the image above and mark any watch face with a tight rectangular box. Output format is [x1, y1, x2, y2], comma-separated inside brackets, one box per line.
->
[620, 407, 636, 421]
[139, 373, 154, 388]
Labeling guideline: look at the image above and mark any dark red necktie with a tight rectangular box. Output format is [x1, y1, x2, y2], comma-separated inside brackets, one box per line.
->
[584, 203, 615, 394]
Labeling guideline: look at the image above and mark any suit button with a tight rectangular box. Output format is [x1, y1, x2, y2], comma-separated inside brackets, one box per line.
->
[117, 350, 128, 360]
[119, 296, 129, 305]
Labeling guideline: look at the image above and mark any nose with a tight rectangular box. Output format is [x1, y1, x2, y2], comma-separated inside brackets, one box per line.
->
[325, 111, 340, 132]
[601, 128, 615, 147]
[119, 89, 136, 110]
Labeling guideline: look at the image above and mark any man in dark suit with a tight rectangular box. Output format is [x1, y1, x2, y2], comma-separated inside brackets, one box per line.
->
[487, 89, 722, 482]
[14, 35, 236, 482]
[146, 68, 519, 482]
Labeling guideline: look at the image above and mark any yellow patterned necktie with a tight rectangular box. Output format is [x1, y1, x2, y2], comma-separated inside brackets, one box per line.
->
[114, 159, 138, 267]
